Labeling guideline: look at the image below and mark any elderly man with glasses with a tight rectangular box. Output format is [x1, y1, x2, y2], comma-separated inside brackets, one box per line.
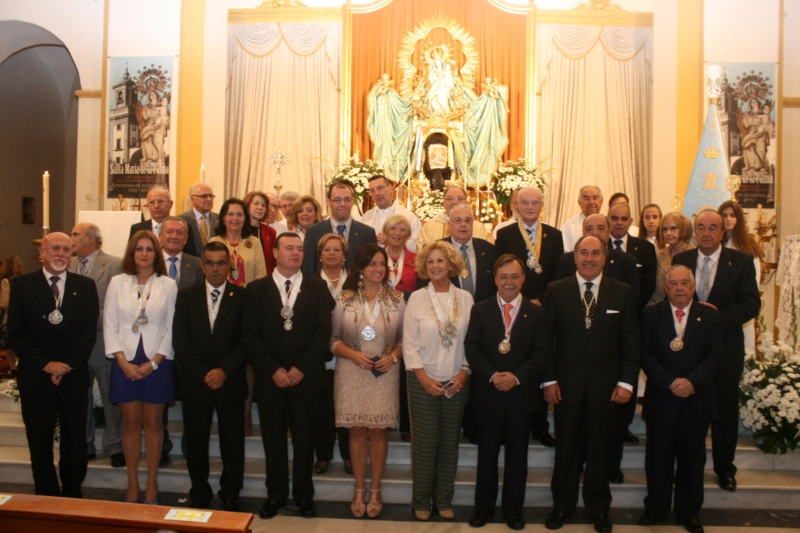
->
[130, 186, 199, 257]
[180, 182, 220, 255]
[415, 185, 491, 253]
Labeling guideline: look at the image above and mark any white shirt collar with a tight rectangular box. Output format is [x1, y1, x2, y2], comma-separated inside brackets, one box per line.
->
[206, 280, 226, 295]
[163, 251, 182, 263]
[43, 268, 67, 284]
[330, 218, 351, 231]
[80, 249, 100, 262]
[611, 233, 629, 251]
[273, 268, 301, 286]
[698, 245, 722, 263]
[193, 208, 208, 221]
[669, 300, 692, 315]
[497, 292, 522, 312]
[576, 272, 602, 294]
[521, 219, 539, 232]
[451, 237, 473, 251]
[378, 202, 396, 215]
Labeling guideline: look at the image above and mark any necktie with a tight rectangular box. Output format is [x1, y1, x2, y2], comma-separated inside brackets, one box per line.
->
[583, 281, 596, 329]
[699, 256, 712, 302]
[79, 257, 89, 276]
[168, 257, 178, 281]
[502, 303, 513, 330]
[614, 239, 624, 250]
[336, 224, 346, 236]
[527, 227, 535, 261]
[153, 222, 162, 238]
[285, 279, 292, 297]
[211, 288, 220, 306]
[49, 275, 60, 300]
[199, 215, 209, 245]
[675, 309, 685, 323]
[460, 243, 474, 296]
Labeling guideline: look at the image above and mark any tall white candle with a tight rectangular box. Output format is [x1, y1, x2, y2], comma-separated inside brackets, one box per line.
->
[200, 164, 206, 183]
[42, 171, 50, 229]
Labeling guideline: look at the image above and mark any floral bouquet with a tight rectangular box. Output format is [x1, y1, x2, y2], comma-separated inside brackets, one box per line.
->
[490, 158, 547, 207]
[411, 187, 445, 222]
[326, 155, 384, 209]
[739, 298, 800, 454]
[476, 200, 504, 225]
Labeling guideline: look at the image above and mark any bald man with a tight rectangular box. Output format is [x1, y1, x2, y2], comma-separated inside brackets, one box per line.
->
[560, 185, 603, 252]
[8, 232, 100, 497]
[672, 210, 759, 492]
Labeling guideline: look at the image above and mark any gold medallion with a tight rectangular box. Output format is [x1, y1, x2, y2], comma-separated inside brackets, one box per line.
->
[670, 337, 684, 351]
[460, 268, 469, 279]
[498, 339, 511, 354]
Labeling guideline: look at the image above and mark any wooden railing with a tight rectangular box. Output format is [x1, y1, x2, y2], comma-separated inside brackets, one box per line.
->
[0, 493, 253, 532]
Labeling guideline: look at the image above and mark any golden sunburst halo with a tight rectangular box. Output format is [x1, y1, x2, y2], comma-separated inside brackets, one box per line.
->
[397, 15, 479, 100]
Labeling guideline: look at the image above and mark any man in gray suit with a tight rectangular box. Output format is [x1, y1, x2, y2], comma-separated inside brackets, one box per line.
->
[69, 222, 125, 467]
[179, 182, 219, 256]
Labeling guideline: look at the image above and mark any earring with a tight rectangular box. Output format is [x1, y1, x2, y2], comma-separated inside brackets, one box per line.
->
[358, 273, 364, 290]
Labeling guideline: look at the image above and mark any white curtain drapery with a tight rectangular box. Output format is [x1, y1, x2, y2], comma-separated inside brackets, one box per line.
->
[226, 21, 341, 200]
[537, 24, 653, 228]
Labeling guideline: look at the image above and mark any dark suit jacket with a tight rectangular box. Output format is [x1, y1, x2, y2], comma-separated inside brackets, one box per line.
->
[555, 248, 640, 308]
[242, 273, 335, 399]
[417, 237, 496, 303]
[179, 209, 219, 257]
[173, 253, 204, 290]
[172, 282, 247, 402]
[672, 246, 760, 373]
[302, 219, 377, 275]
[641, 300, 724, 423]
[495, 222, 563, 302]
[541, 275, 640, 406]
[130, 219, 198, 257]
[620, 234, 657, 310]
[465, 297, 548, 414]
[8, 271, 99, 391]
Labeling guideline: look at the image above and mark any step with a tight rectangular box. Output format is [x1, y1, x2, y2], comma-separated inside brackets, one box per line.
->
[0, 444, 798, 509]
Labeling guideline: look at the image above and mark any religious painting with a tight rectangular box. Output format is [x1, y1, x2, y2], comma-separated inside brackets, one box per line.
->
[22, 197, 34, 224]
[712, 62, 777, 208]
[106, 57, 173, 199]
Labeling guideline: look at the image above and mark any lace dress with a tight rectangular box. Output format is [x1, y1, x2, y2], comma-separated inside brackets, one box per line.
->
[331, 289, 405, 429]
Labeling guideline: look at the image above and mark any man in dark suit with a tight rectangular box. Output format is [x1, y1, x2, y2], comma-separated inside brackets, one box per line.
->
[638, 265, 723, 533]
[495, 186, 563, 448]
[8, 232, 99, 498]
[541, 236, 640, 532]
[465, 255, 547, 530]
[243, 233, 335, 519]
[129, 186, 198, 257]
[179, 182, 220, 255]
[672, 209, 760, 492]
[302, 179, 377, 274]
[68, 222, 125, 467]
[173, 241, 248, 512]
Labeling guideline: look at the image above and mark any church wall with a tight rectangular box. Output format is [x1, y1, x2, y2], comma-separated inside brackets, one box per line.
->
[782, 2, 800, 239]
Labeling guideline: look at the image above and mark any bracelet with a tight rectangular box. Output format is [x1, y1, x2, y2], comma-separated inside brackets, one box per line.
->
[392, 354, 398, 364]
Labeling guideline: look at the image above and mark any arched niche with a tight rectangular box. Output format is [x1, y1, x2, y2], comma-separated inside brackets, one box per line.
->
[0, 20, 81, 271]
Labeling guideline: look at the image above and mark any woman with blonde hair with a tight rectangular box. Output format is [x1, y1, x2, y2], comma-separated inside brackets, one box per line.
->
[105, 230, 177, 504]
[287, 195, 324, 240]
[403, 241, 473, 521]
[648, 212, 694, 305]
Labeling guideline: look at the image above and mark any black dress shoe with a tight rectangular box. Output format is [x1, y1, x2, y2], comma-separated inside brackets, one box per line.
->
[717, 475, 736, 492]
[538, 433, 556, 448]
[222, 498, 241, 512]
[622, 428, 640, 444]
[637, 510, 664, 525]
[545, 509, 569, 530]
[684, 517, 704, 533]
[468, 511, 490, 528]
[258, 499, 286, 519]
[86, 452, 97, 461]
[609, 469, 625, 484]
[110, 453, 126, 468]
[298, 500, 316, 518]
[592, 513, 612, 533]
[188, 500, 210, 509]
[506, 514, 525, 530]
[159, 451, 170, 466]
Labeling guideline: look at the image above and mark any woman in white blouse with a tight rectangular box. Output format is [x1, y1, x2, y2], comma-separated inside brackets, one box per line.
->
[104, 230, 177, 505]
[403, 241, 474, 521]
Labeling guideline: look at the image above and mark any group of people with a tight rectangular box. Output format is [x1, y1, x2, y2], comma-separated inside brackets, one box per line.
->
[3, 175, 761, 533]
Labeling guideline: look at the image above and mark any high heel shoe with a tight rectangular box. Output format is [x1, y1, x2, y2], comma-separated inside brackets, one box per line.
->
[367, 487, 382, 518]
[351, 487, 367, 518]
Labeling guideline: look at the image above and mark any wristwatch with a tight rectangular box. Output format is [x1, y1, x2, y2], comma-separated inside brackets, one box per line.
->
[151, 361, 159, 371]
[392, 354, 398, 365]
[462, 365, 472, 375]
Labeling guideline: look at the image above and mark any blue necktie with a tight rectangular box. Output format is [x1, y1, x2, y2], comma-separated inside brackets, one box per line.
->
[336, 224, 346, 236]
[168, 257, 178, 281]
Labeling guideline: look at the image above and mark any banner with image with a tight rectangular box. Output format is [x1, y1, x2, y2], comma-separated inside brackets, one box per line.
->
[106, 57, 173, 199]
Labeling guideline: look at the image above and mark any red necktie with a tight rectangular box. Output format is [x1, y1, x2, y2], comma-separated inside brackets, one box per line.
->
[503, 303, 513, 330]
[675, 309, 685, 323]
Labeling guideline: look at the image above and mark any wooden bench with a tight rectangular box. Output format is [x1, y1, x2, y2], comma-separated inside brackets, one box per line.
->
[0, 493, 253, 533]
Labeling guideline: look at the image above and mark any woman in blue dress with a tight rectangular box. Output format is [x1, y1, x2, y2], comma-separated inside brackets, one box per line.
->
[104, 230, 177, 504]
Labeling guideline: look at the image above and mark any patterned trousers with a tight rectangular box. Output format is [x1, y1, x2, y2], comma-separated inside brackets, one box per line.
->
[407, 371, 470, 511]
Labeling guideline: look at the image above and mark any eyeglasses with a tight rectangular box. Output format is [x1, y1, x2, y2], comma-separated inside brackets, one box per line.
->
[443, 196, 466, 204]
[451, 217, 473, 225]
[202, 261, 230, 269]
[368, 184, 389, 194]
[191, 194, 216, 200]
[519, 200, 542, 208]
[147, 199, 169, 206]
[331, 197, 353, 204]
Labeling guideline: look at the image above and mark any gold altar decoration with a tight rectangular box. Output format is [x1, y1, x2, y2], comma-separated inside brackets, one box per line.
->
[726, 174, 742, 200]
[670, 194, 685, 212]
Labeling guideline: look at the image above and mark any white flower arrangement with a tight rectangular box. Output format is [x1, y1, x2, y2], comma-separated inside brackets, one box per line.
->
[476, 200, 504, 224]
[491, 158, 548, 206]
[740, 292, 800, 454]
[326, 154, 384, 207]
[411, 187, 445, 222]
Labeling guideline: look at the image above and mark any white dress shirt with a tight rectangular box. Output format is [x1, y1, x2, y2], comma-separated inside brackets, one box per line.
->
[490, 292, 522, 384]
[361, 201, 422, 252]
[611, 234, 629, 252]
[329, 218, 351, 239]
[151, 220, 163, 238]
[450, 237, 476, 288]
[42, 268, 66, 303]
[270, 220, 289, 235]
[403, 286, 474, 382]
[163, 251, 182, 283]
[695, 245, 722, 299]
[206, 280, 226, 332]
[560, 212, 586, 252]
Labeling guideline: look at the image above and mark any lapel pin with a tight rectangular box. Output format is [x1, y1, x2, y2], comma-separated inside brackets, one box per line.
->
[610, 259, 615, 264]
[543, 233, 547, 238]
[524, 314, 528, 318]
[728, 261, 732, 266]
[229, 291, 234, 297]
[697, 317, 702, 321]
[73, 292, 77, 296]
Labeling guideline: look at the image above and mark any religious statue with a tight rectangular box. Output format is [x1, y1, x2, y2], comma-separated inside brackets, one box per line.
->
[739, 97, 774, 172]
[366, 17, 509, 188]
[137, 78, 171, 165]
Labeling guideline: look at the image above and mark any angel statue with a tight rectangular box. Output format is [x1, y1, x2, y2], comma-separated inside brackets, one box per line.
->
[366, 20, 509, 188]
